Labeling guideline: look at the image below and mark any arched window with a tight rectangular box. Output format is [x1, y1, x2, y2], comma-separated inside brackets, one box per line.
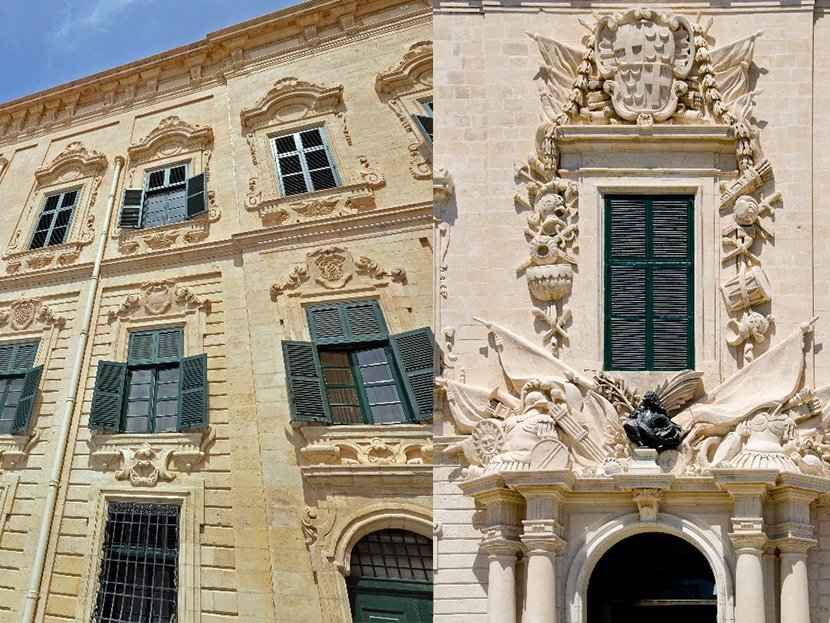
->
[347, 529, 432, 622]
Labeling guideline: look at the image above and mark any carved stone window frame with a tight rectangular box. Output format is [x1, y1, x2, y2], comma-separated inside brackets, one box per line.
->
[3, 141, 108, 273]
[113, 116, 219, 255]
[76, 482, 204, 621]
[0, 297, 66, 463]
[88, 280, 214, 484]
[240, 78, 386, 227]
[374, 41, 433, 181]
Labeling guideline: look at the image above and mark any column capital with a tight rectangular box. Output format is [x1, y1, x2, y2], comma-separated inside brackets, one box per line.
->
[775, 537, 816, 556]
[482, 535, 522, 560]
[729, 531, 767, 553]
[521, 519, 566, 554]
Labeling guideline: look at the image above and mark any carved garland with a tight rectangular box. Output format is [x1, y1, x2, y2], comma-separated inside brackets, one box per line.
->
[519, 8, 772, 358]
[240, 78, 386, 225]
[375, 41, 433, 181]
[271, 247, 407, 298]
[115, 116, 220, 254]
[4, 141, 108, 273]
[107, 280, 211, 323]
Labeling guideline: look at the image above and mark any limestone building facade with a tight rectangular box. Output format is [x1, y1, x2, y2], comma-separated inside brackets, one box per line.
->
[0, 0, 433, 621]
[434, 2, 830, 622]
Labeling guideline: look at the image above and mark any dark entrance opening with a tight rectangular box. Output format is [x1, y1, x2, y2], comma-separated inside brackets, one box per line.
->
[587, 532, 717, 623]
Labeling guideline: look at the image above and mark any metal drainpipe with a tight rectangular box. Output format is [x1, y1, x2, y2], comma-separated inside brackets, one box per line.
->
[22, 155, 125, 622]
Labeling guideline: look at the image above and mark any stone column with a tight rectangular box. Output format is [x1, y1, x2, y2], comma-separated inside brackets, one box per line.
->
[521, 533, 562, 623]
[731, 533, 767, 623]
[483, 537, 521, 623]
[778, 540, 812, 623]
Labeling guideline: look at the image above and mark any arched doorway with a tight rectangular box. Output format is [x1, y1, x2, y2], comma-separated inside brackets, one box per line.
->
[587, 532, 717, 623]
[346, 528, 433, 622]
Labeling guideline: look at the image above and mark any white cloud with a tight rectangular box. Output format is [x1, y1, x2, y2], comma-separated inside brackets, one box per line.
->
[56, 0, 158, 40]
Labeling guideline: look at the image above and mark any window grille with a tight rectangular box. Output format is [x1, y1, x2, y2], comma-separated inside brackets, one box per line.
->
[350, 529, 433, 583]
[93, 502, 179, 623]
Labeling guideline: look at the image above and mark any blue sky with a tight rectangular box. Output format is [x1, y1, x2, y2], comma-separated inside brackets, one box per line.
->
[0, 0, 300, 104]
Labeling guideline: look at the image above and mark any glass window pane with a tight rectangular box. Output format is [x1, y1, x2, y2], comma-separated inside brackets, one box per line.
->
[48, 227, 68, 246]
[129, 382, 152, 399]
[327, 387, 360, 406]
[331, 406, 363, 425]
[309, 168, 336, 191]
[168, 165, 187, 185]
[44, 195, 60, 212]
[320, 351, 349, 366]
[359, 364, 393, 384]
[155, 416, 178, 433]
[9, 378, 24, 391]
[131, 369, 152, 384]
[127, 401, 150, 416]
[4, 392, 20, 407]
[279, 154, 303, 175]
[156, 383, 178, 399]
[54, 209, 72, 227]
[355, 348, 387, 366]
[125, 416, 150, 433]
[156, 400, 178, 417]
[300, 129, 323, 148]
[370, 403, 407, 424]
[158, 368, 178, 383]
[324, 368, 354, 385]
[282, 173, 307, 196]
[1, 407, 15, 421]
[274, 135, 297, 154]
[305, 149, 331, 171]
[0, 380, 9, 394]
[0, 419, 12, 434]
[365, 385, 402, 405]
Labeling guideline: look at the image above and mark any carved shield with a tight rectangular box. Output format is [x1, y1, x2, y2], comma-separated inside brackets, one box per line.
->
[595, 10, 694, 123]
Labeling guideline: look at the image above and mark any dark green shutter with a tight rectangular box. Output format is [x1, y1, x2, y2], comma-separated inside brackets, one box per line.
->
[156, 328, 183, 363]
[118, 188, 145, 228]
[282, 340, 331, 423]
[11, 365, 43, 434]
[128, 328, 182, 364]
[307, 301, 388, 345]
[389, 328, 434, 422]
[0, 341, 39, 374]
[0, 346, 13, 375]
[89, 361, 127, 431]
[177, 354, 208, 430]
[413, 114, 433, 144]
[185, 173, 207, 219]
[605, 195, 693, 371]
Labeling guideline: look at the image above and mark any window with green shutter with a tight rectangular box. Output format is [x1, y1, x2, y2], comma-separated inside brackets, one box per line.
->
[117, 163, 207, 230]
[604, 195, 694, 371]
[0, 341, 42, 435]
[282, 300, 434, 425]
[271, 127, 340, 197]
[413, 100, 433, 145]
[88, 328, 208, 433]
[30, 189, 80, 249]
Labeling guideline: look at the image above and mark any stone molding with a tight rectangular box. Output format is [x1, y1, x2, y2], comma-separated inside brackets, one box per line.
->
[0, 297, 66, 332]
[34, 141, 108, 186]
[298, 424, 431, 467]
[271, 246, 406, 297]
[239, 78, 344, 132]
[88, 428, 216, 487]
[106, 280, 211, 322]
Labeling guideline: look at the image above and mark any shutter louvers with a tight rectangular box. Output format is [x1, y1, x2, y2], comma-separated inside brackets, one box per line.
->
[605, 195, 693, 370]
[11, 365, 43, 434]
[0, 346, 14, 374]
[389, 328, 434, 422]
[177, 354, 208, 430]
[185, 173, 207, 219]
[11, 342, 38, 372]
[308, 307, 348, 345]
[157, 328, 183, 363]
[128, 332, 156, 365]
[118, 188, 145, 229]
[282, 340, 331, 423]
[344, 301, 387, 343]
[89, 361, 127, 431]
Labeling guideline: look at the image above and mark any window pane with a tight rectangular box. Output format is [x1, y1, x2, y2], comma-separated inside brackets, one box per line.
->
[125, 416, 150, 433]
[148, 170, 166, 189]
[30, 231, 48, 249]
[324, 367, 354, 385]
[44, 195, 60, 212]
[309, 169, 336, 191]
[365, 384, 403, 405]
[350, 529, 432, 582]
[1, 407, 15, 421]
[274, 135, 297, 154]
[9, 378, 24, 392]
[35, 214, 53, 231]
[355, 348, 387, 366]
[331, 406, 363, 424]
[327, 387, 359, 406]
[127, 401, 150, 416]
[155, 416, 178, 433]
[158, 368, 179, 383]
[370, 403, 407, 424]
[157, 382, 178, 399]
[282, 174, 308, 196]
[48, 227, 68, 246]
[300, 129, 323, 148]
[156, 400, 178, 417]
[4, 391, 21, 407]
[129, 382, 152, 399]
[131, 369, 152, 384]
[305, 149, 331, 171]
[320, 351, 349, 366]
[61, 190, 78, 207]
[279, 154, 303, 175]
[168, 165, 187, 185]
[54, 209, 72, 227]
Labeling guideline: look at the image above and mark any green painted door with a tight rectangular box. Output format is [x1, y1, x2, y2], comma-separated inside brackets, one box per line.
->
[349, 578, 432, 622]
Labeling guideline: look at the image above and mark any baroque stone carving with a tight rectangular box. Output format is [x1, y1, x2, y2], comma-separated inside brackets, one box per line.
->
[34, 141, 108, 185]
[440, 317, 829, 479]
[0, 298, 66, 331]
[90, 428, 216, 487]
[523, 10, 769, 356]
[107, 281, 211, 322]
[240, 78, 344, 131]
[126, 116, 214, 165]
[632, 488, 662, 522]
[302, 436, 431, 466]
[271, 247, 406, 297]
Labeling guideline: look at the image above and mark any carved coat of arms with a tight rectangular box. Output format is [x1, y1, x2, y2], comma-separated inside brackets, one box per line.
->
[595, 9, 694, 125]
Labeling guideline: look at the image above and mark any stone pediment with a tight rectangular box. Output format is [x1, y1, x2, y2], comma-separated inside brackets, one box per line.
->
[240, 78, 344, 130]
[440, 317, 829, 481]
[34, 141, 107, 185]
[375, 41, 433, 96]
[127, 115, 214, 163]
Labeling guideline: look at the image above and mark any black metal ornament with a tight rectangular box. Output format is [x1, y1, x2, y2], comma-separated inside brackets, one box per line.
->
[623, 391, 683, 452]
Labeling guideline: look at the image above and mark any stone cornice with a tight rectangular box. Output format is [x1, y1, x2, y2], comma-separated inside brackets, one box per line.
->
[434, 0, 817, 14]
[0, 0, 429, 147]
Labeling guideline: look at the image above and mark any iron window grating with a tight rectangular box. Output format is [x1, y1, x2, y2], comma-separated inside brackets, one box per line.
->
[93, 501, 180, 623]
[350, 529, 432, 582]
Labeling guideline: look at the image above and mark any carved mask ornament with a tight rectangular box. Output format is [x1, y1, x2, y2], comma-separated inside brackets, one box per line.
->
[595, 9, 694, 125]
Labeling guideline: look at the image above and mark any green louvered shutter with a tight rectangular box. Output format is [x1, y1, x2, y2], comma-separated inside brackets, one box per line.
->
[118, 188, 145, 228]
[177, 354, 208, 430]
[389, 327, 434, 422]
[0, 345, 13, 374]
[156, 328, 183, 363]
[605, 195, 693, 370]
[127, 331, 156, 364]
[11, 365, 43, 434]
[307, 301, 387, 346]
[89, 361, 127, 431]
[185, 173, 207, 219]
[128, 328, 182, 364]
[282, 340, 331, 423]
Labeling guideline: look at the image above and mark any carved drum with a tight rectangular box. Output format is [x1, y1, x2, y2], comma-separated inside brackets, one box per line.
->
[721, 265, 772, 312]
